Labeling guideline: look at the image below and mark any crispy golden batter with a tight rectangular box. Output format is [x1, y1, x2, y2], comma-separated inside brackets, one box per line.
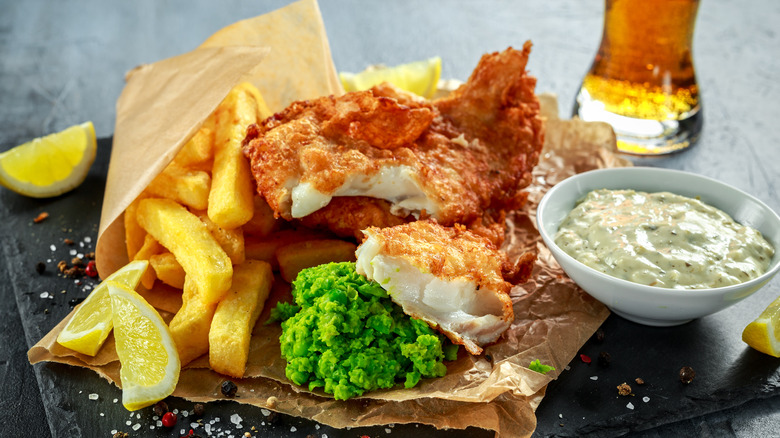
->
[243, 43, 544, 242]
[356, 219, 535, 354]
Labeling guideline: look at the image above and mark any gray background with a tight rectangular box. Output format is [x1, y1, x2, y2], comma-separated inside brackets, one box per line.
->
[1, 0, 779, 437]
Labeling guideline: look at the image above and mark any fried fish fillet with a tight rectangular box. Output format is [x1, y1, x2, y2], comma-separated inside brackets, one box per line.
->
[242, 43, 544, 241]
[355, 220, 535, 355]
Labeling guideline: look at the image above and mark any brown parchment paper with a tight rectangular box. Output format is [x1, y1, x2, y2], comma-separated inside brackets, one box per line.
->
[28, 1, 632, 436]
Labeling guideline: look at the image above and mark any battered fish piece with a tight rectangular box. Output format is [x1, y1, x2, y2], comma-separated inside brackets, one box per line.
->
[355, 220, 535, 355]
[242, 43, 544, 240]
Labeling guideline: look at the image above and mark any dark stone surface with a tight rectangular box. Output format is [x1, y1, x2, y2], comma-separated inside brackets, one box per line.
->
[1, 1, 779, 437]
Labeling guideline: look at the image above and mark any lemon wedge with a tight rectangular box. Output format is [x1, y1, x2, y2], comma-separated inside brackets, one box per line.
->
[340, 57, 442, 99]
[109, 280, 180, 411]
[56, 260, 149, 356]
[742, 294, 780, 357]
[0, 121, 96, 198]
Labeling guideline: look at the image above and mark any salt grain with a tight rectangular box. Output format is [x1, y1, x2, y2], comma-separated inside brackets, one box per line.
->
[126, 421, 131, 426]
[181, 430, 186, 435]
[626, 402, 635, 410]
[111, 430, 117, 435]
[50, 245, 56, 251]
[69, 249, 77, 256]
[84, 236, 92, 243]
[88, 393, 99, 400]
[590, 376, 598, 380]
[40, 292, 49, 299]
[113, 398, 118, 403]
[100, 413, 104, 417]
[290, 426, 297, 432]
[385, 428, 392, 433]
[643, 396, 650, 403]
[157, 420, 163, 427]
[261, 408, 271, 416]
[132, 423, 141, 431]
[191, 422, 199, 429]
[316, 425, 321, 430]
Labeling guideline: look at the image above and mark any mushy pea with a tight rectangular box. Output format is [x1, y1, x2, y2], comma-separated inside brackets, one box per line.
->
[269, 262, 458, 400]
[554, 189, 775, 289]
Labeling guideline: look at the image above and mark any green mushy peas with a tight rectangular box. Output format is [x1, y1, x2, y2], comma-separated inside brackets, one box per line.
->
[270, 262, 458, 400]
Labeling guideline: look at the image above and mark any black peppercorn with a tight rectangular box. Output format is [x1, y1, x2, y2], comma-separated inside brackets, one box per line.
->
[597, 351, 611, 367]
[594, 329, 606, 343]
[35, 262, 46, 275]
[679, 366, 695, 384]
[221, 380, 238, 397]
[153, 400, 169, 417]
[193, 403, 205, 417]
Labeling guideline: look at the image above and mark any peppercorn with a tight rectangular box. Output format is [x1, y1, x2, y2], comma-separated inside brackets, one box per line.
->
[57, 260, 68, 273]
[71, 257, 85, 267]
[221, 380, 238, 397]
[85, 252, 96, 260]
[579, 353, 592, 364]
[617, 382, 632, 396]
[36, 262, 46, 275]
[594, 329, 606, 343]
[153, 400, 169, 417]
[112, 432, 129, 438]
[162, 411, 177, 427]
[266, 410, 280, 425]
[64, 238, 74, 245]
[85, 260, 98, 277]
[193, 403, 205, 417]
[635, 377, 645, 385]
[597, 351, 611, 367]
[679, 366, 695, 384]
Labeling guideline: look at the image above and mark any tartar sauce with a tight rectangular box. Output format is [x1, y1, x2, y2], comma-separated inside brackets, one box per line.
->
[554, 189, 775, 289]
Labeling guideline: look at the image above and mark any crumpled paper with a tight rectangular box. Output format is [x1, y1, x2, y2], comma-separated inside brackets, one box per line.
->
[28, 1, 628, 436]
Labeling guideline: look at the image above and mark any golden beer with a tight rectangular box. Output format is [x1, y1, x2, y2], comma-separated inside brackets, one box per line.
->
[574, 0, 702, 155]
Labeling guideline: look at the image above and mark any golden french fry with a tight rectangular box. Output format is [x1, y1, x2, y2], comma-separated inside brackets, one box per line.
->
[136, 198, 232, 304]
[240, 81, 273, 120]
[149, 252, 186, 289]
[242, 196, 279, 237]
[194, 211, 245, 265]
[209, 260, 273, 378]
[145, 164, 211, 211]
[244, 228, 335, 270]
[124, 196, 148, 261]
[133, 233, 165, 289]
[172, 127, 214, 172]
[169, 276, 217, 366]
[207, 83, 265, 229]
[276, 239, 357, 283]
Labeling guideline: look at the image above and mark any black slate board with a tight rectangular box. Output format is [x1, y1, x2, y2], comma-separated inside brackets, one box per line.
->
[3, 138, 779, 438]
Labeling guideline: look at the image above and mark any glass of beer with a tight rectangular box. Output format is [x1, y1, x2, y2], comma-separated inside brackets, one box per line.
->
[573, 0, 702, 155]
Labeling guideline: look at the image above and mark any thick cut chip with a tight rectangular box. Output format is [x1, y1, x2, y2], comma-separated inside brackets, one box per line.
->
[172, 127, 214, 172]
[276, 239, 357, 283]
[244, 228, 335, 270]
[149, 252, 186, 289]
[195, 211, 245, 265]
[242, 196, 279, 237]
[136, 198, 232, 304]
[108, 281, 180, 411]
[208, 82, 266, 229]
[145, 164, 211, 211]
[209, 260, 273, 378]
[134, 233, 165, 290]
[124, 196, 148, 261]
[169, 277, 217, 366]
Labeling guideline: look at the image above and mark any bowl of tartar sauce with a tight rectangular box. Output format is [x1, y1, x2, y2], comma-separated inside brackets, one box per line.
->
[537, 167, 780, 326]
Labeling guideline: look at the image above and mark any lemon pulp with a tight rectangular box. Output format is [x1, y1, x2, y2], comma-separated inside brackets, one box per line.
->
[56, 260, 149, 356]
[340, 57, 441, 99]
[742, 295, 780, 358]
[0, 121, 96, 197]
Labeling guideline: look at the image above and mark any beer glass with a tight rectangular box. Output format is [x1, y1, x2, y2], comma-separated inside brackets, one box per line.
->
[573, 0, 702, 155]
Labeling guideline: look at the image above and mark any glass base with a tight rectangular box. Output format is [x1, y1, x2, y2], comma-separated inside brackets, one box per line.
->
[573, 88, 703, 156]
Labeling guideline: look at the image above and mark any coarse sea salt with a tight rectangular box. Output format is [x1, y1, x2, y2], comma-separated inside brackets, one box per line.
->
[261, 408, 271, 416]
[290, 426, 297, 432]
[643, 396, 650, 403]
[626, 402, 635, 410]
[590, 376, 598, 380]
[40, 292, 49, 299]
[132, 423, 141, 431]
[50, 245, 56, 251]
[88, 393, 99, 400]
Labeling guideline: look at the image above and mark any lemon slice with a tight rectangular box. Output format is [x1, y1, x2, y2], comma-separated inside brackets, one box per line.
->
[56, 260, 149, 356]
[340, 57, 442, 99]
[0, 121, 96, 198]
[742, 294, 780, 357]
[109, 280, 180, 411]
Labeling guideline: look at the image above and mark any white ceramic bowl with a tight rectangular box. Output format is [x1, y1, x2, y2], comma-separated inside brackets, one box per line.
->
[536, 167, 780, 326]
